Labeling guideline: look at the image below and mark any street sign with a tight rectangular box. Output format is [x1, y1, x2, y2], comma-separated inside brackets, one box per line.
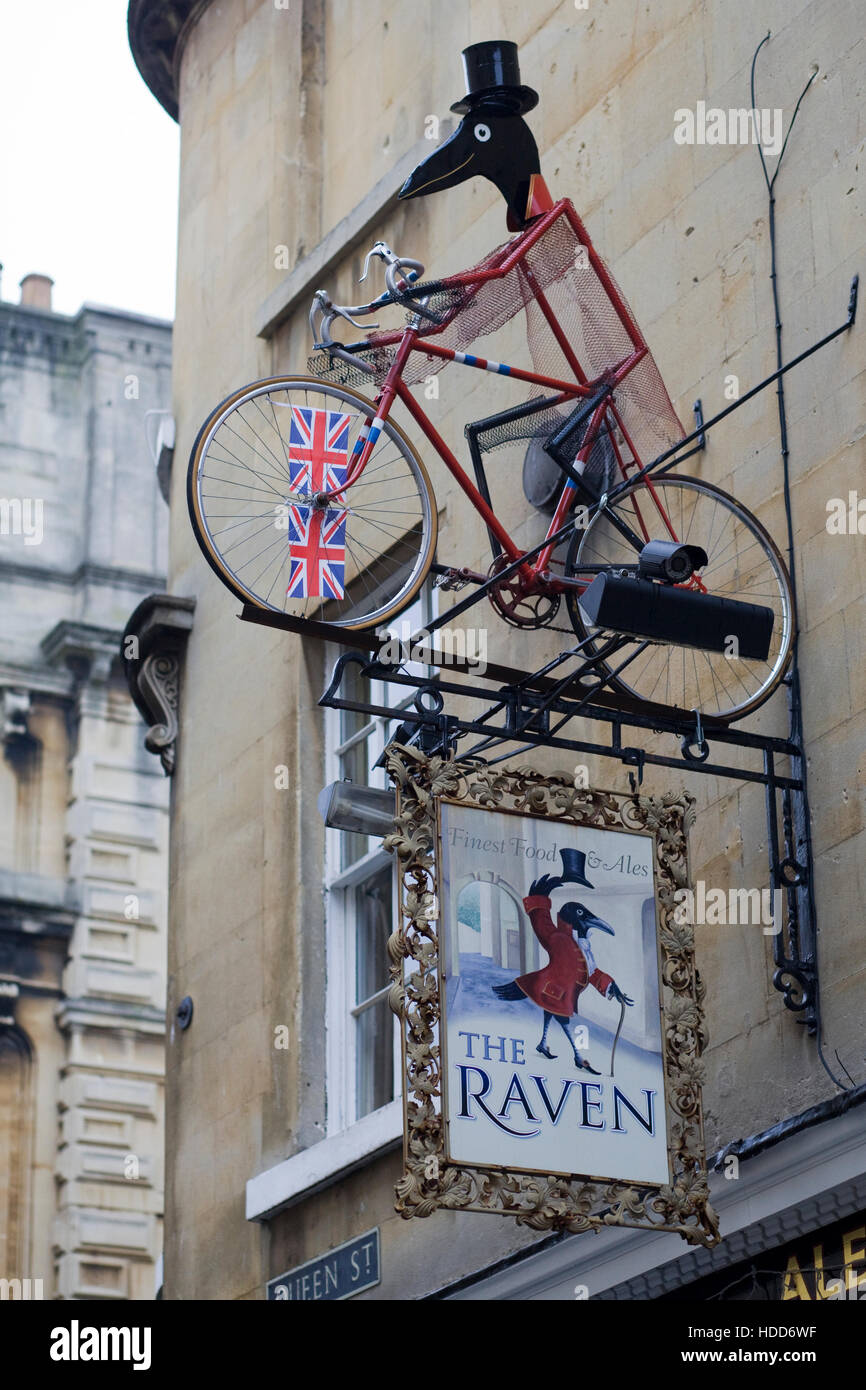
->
[267, 1229, 380, 1301]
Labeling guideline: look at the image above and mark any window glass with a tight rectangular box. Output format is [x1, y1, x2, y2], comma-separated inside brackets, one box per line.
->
[324, 585, 434, 1128]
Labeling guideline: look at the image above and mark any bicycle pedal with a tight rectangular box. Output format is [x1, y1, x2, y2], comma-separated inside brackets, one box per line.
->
[433, 567, 470, 591]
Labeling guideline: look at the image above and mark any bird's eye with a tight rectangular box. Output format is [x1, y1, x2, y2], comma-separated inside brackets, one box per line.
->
[474, 123, 491, 143]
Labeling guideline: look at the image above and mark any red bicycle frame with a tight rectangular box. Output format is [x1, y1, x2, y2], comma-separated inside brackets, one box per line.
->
[320, 199, 684, 594]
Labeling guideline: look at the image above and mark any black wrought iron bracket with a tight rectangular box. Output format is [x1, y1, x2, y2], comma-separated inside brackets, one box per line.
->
[314, 637, 817, 1027]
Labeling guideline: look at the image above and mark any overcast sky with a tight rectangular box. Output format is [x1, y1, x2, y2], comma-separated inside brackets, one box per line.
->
[1, 0, 179, 321]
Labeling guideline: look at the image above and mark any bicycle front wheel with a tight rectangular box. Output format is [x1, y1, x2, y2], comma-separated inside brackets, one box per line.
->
[564, 475, 793, 722]
[187, 376, 437, 629]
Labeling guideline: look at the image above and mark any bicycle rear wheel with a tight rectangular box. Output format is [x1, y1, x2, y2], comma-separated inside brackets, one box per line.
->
[564, 475, 793, 722]
[187, 376, 437, 629]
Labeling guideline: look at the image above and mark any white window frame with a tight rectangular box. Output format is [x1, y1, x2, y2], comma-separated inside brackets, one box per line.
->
[323, 846, 402, 1136]
[323, 586, 436, 1138]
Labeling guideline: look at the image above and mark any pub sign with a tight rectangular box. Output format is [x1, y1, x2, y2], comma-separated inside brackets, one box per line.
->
[384, 749, 719, 1248]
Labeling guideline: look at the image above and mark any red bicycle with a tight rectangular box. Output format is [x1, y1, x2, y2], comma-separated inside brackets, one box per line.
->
[188, 197, 792, 723]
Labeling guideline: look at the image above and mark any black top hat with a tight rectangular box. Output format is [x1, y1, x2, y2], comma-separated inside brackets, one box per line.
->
[450, 41, 539, 116]
[559, 849, 595, 890]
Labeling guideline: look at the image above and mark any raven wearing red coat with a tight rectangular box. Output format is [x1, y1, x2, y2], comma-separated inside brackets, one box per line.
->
[493, 874, 633, 1073]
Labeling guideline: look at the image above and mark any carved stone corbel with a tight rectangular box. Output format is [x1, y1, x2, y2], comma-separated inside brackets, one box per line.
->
[40, 620, 125, 737]
[122, 594, 195, 775]
[2, 689, 31, 745]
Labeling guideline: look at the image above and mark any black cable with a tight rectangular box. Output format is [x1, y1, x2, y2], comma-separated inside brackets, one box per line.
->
[750, 33, 849, 1092]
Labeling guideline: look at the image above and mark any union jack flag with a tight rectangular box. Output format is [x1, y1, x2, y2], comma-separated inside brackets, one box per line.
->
[288, 406, 352, 494]
[286, 504, 348, 601]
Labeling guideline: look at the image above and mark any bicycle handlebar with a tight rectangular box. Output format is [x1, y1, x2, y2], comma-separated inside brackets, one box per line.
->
[309, 240, 426, 362]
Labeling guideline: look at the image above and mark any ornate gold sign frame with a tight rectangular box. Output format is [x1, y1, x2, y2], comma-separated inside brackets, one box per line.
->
[384, 746, 720, 1248]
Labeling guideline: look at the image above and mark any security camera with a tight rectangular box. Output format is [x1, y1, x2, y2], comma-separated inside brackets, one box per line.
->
[637, 540, 708, 584]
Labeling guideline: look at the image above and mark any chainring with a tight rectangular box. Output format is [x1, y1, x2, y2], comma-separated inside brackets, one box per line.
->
[486, 555, 561, 629]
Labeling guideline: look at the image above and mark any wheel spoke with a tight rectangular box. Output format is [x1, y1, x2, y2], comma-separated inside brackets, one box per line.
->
[567, 477, 791, 720]
[190, 380, 434, 629]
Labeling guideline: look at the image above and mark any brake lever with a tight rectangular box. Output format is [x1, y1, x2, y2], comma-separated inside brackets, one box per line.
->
[310, 289, 379, 349]
[359, 241, 394, 283]
[309, 288, 331, 343]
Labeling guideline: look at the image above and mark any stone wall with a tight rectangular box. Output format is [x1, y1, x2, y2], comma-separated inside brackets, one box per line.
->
[154, 0, 864, 1298]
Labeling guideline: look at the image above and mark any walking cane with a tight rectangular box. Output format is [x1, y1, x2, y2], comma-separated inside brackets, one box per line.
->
[609, 998, 626, 1076]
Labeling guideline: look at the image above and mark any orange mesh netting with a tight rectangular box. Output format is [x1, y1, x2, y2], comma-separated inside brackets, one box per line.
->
[311, 203, 685, 470]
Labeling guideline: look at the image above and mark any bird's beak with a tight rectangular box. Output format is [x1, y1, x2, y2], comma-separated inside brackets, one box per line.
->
[398, 123, 476, 200]
[584, 913, 615, 937]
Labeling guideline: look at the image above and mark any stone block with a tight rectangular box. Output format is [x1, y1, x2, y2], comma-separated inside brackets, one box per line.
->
[805, 711, 866, 854]
[55, 1253, 130, 1301]
[54, 1206, 154, 1257]
[60, 1074, 160, 1117]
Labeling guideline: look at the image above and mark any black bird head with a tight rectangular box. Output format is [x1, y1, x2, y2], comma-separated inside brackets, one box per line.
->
[399, 111, 541, 229]
[398, 41, 545, 230]
[558, 901, 615, 940]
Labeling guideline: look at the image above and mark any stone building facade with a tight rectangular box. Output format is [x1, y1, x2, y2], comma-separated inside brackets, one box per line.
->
[128, 0, 865, 1300]
[0, 272, 171, 1299]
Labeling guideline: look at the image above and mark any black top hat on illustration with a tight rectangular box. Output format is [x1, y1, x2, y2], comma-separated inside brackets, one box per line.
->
[450, 40, 539, 116]
[558, 849, 595, 891]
